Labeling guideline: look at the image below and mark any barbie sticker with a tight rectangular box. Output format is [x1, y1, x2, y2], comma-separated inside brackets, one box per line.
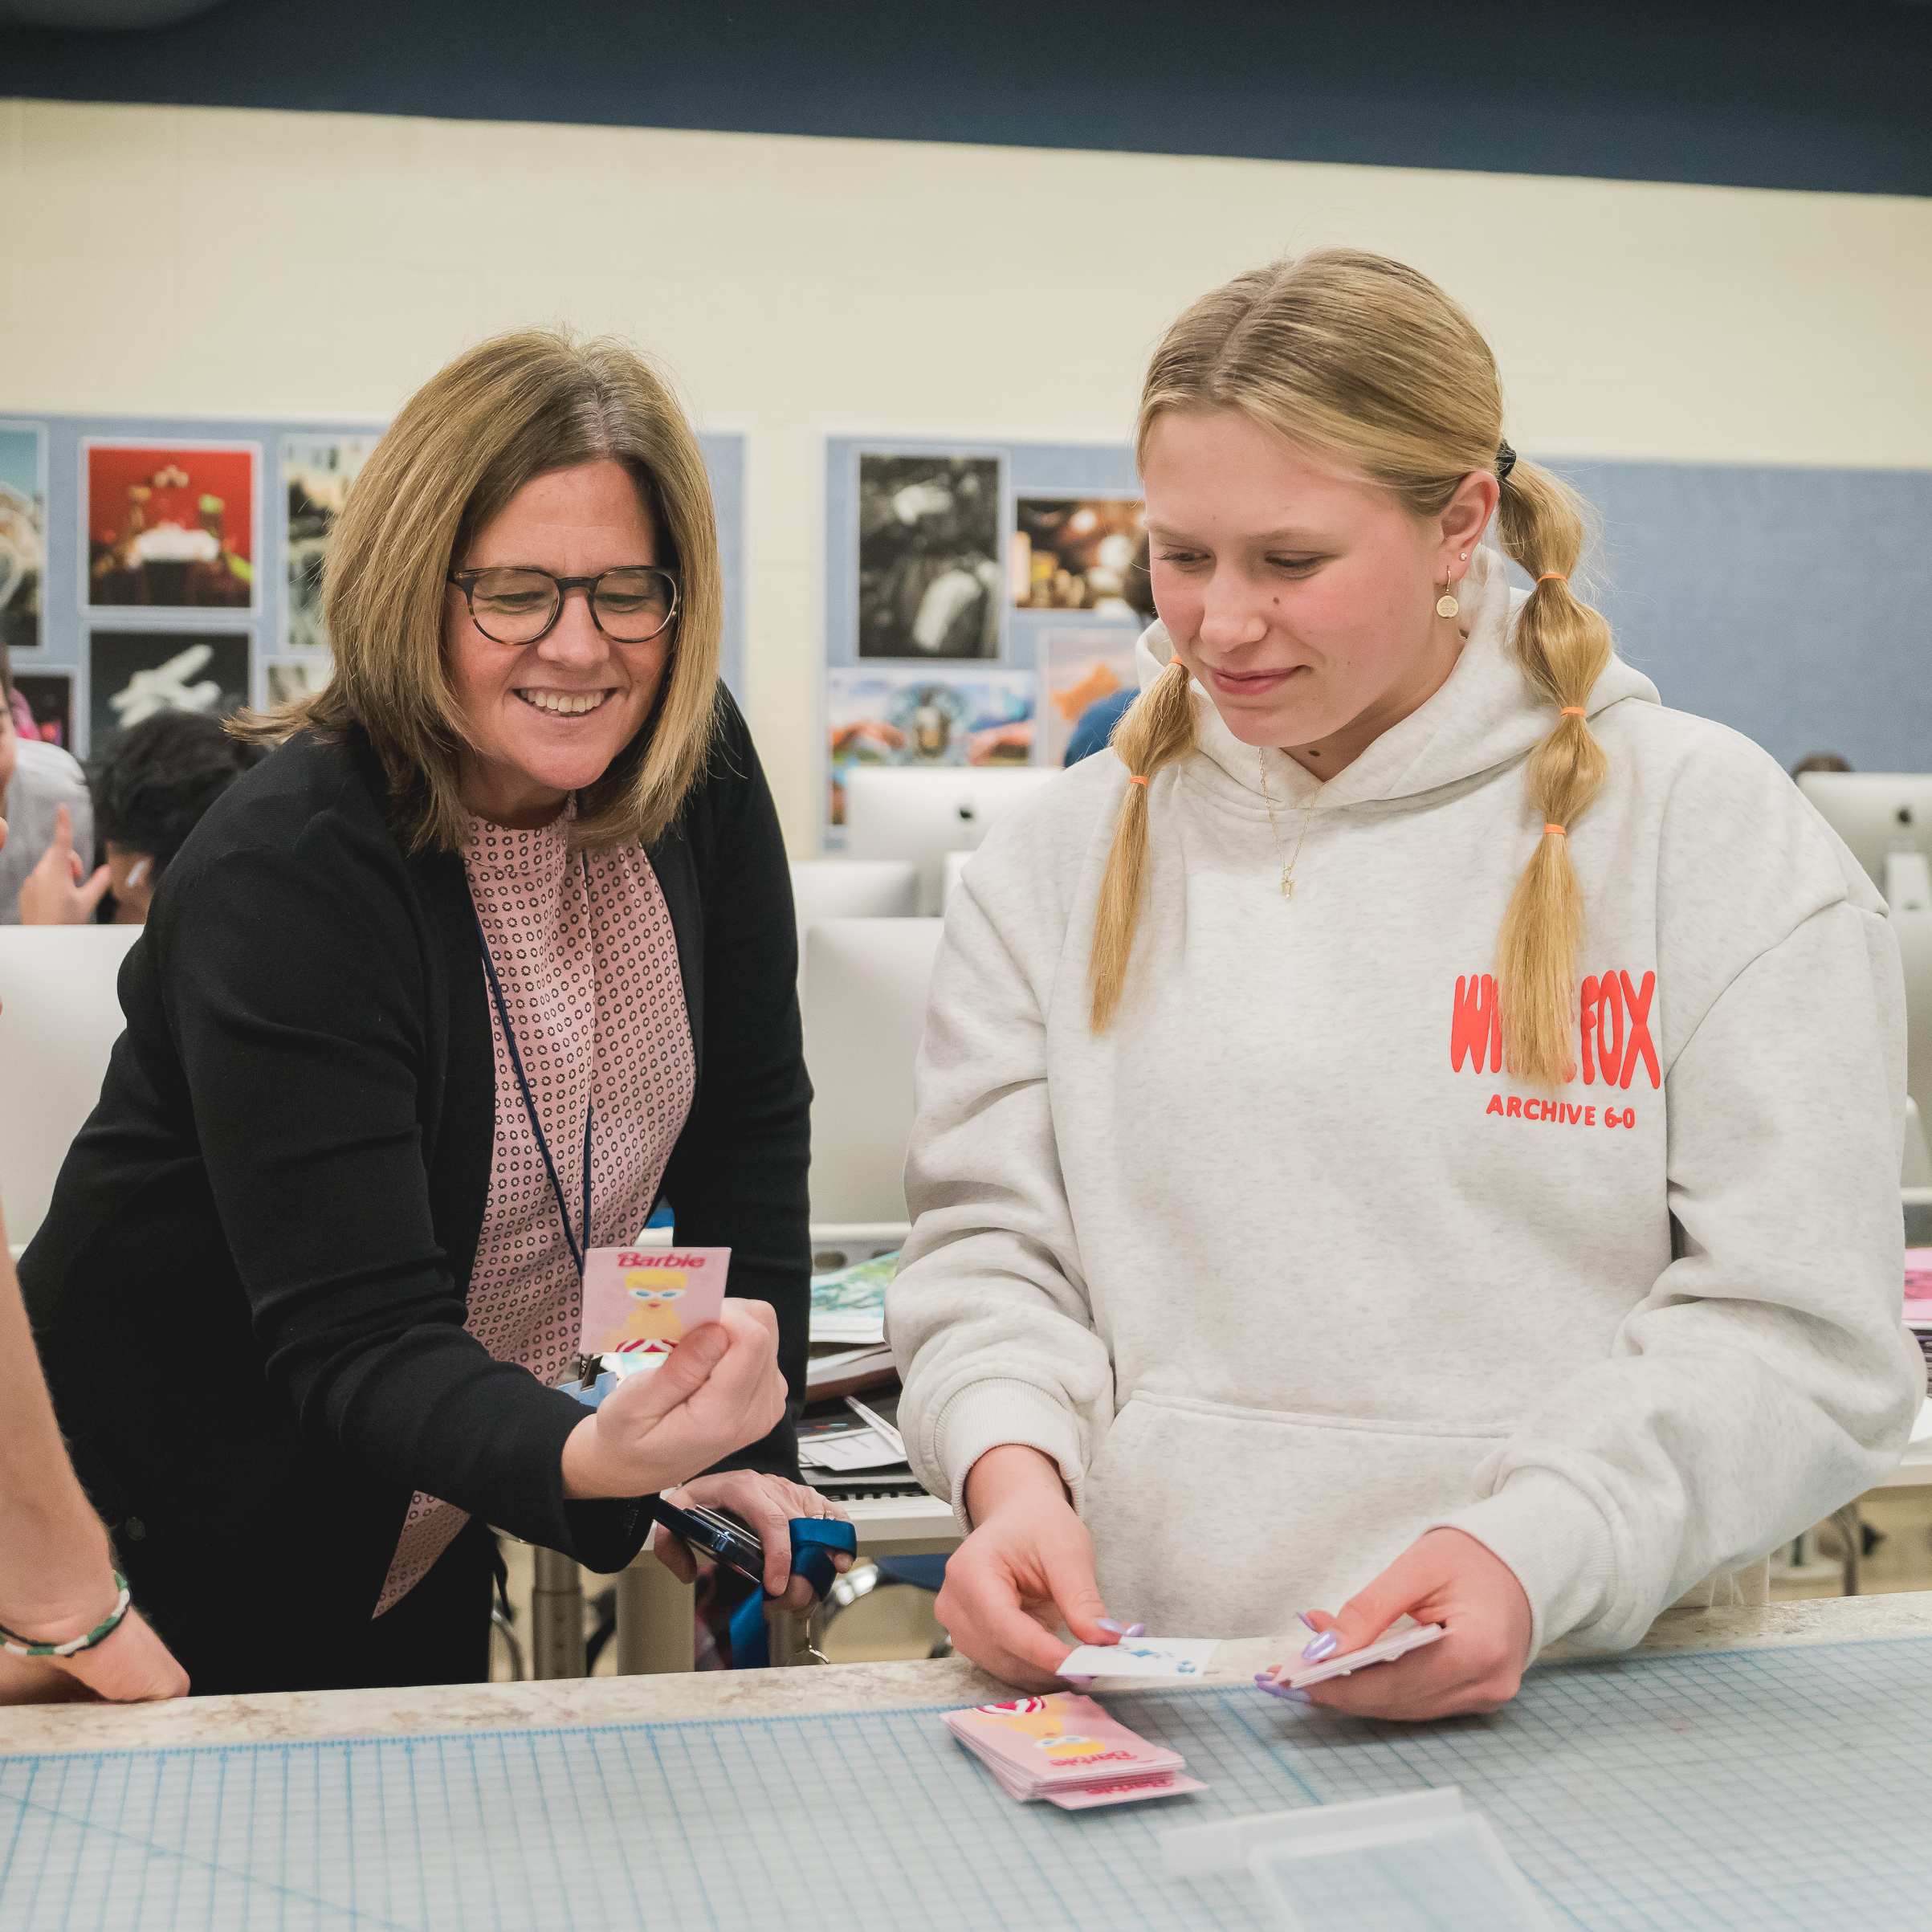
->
[581, 1247, 730, 1363]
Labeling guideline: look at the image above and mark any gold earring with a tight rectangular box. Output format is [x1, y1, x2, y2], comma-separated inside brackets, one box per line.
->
[1436, 573, 1459, 620]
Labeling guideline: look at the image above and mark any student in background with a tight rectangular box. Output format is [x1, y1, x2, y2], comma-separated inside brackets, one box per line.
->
[891, 249, 1921, 1718]
[1062, 532, 1156, 767]
[0, 644, 92, 924]
[19, 711, 267, 926]
[0, 805, 186, 1706]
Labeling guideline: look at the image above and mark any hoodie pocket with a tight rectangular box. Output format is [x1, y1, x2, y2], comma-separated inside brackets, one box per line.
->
[1082, 1390, 1514, 1640]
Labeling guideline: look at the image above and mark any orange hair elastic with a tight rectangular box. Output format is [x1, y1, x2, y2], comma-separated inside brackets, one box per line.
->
[1536, 573, 1568, 585]
[1168, 655, 1185, 667]
[1559, 706, 1585, 716]
[1544, 823, 1567, 837]
[1127, 775, 1149, 788]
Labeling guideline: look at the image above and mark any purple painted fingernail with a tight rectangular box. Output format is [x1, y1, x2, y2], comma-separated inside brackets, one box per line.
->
[1095, 1618, 1127, 1635]
[1122, 1623, 1146, 1639]
[1257, 1681, 1310, 1704]
[1301, 1631, 1339, 1662]
[1297, 1611, 1320, 1632]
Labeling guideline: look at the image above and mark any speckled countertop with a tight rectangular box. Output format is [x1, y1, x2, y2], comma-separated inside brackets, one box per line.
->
[5, 1590, 1930, 1759]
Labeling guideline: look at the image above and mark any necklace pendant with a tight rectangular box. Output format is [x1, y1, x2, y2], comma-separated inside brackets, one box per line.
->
[1281, 873, 1294, 900]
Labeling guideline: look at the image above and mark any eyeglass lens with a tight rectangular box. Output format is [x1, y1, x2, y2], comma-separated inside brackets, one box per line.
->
[466, 568, 675, 644]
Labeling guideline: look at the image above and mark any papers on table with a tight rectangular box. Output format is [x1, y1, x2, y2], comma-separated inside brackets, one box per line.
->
[809, 1250, 899, 1346]
[797, 1426, 904, 1472]
[1058, 1638, 1221, 1680]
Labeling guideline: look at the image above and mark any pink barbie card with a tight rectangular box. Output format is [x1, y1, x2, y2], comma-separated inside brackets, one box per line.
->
[580, 1246, 730, 1359]
[943, 1694, 1185, 1788]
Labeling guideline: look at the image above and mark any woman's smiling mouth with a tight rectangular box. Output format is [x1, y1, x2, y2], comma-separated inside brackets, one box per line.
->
[515, 687, 614, 716]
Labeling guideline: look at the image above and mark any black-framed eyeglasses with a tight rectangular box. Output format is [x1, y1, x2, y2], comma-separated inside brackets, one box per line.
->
[446, 565, 679, 646]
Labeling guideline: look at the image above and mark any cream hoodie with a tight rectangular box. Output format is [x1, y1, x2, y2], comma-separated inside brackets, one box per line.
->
[888, 549, 1924, 1653]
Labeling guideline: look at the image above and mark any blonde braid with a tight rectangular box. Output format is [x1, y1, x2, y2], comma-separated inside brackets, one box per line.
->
[1088, 658, 1198, 1032]
[1494, 460, 1612, 1085]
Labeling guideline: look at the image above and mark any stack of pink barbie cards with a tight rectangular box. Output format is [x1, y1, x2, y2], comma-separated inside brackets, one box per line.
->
[942, 1694, 1205, 1810]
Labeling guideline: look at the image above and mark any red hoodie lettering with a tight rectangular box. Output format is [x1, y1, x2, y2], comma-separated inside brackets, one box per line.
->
[1456, 967, 1660, 1125]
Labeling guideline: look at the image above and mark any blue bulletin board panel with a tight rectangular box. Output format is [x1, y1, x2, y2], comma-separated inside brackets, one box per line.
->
[3, 414, 747, 761]
[5, 1636, 1932, 1930]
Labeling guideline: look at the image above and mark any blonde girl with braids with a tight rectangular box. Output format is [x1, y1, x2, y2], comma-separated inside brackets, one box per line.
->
[888, 250, 1921, 1719]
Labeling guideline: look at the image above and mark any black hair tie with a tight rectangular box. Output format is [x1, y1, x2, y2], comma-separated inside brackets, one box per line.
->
[1496, 439, 1518, 483]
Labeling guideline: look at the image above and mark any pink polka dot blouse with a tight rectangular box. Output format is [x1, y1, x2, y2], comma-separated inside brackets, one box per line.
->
[375, 809, 696, 1616]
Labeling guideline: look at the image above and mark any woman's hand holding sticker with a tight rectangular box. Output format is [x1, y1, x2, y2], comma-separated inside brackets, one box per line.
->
[940, 1444, 1122, 1689]
[560, 1299, 788, 1500]
[1287, 1528, 1533, 1721]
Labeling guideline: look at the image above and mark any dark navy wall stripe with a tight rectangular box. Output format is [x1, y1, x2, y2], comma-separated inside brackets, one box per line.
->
[3, 0, 1929, 197]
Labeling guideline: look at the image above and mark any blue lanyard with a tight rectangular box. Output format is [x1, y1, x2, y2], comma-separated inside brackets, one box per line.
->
[471, 854, 593, 1278]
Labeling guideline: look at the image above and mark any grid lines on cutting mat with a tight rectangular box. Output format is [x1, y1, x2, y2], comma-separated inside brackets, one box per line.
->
[3, 1636, 1930, 1930]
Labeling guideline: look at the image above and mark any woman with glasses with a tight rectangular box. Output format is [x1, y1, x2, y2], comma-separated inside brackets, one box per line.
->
[19, 330, 840, 1694]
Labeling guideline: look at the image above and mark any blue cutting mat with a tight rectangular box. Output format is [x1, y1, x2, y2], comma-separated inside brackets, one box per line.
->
[2, 1636, 1926, 1930]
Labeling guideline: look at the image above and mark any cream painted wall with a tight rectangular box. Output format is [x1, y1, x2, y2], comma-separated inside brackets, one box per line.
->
[3, 98, 1927, 846]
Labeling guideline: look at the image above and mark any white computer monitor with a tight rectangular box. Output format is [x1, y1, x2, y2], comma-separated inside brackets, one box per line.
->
[844, 766, 1058, 915]
[1797, 774, 1932, 903]
[801, 917, 946, 1225]
[789, 860, 919, 990]
[0, 926, 141, 1249]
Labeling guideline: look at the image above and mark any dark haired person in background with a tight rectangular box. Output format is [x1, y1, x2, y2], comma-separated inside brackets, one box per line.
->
[18, 711, 265, 926]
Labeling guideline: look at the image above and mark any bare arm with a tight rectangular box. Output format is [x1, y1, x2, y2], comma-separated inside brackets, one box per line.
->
[0, 1204, 188, 1702]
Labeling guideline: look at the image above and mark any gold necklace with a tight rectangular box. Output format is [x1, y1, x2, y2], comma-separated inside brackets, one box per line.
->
[1257, 751, 1315, 900]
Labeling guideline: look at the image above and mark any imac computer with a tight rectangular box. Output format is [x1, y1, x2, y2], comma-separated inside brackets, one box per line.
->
[844, 766, 1058, 915]
[0, 926, 141, 1249]
[801, 916, 946, 1225]
[789, 859, 919, 989]
[1797, 773, 1932, 909]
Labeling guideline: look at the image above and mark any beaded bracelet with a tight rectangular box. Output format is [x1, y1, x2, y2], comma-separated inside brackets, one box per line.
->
[0, 1573, 132, 1659]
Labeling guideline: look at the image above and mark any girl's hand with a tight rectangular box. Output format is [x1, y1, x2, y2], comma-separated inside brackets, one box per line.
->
[0, 1604, 190, 1706]
[1282, 1527, 1533, 1720]
[653, 1471, 854, 1616]
[560, 1300, 789, 1500]
[939, 1444, 1119, 1689]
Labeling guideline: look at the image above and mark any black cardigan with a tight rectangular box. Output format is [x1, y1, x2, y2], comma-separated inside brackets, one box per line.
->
[19, 691, 810, 1694]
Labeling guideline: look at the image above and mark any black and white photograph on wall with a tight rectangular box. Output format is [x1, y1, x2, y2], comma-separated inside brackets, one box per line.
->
[12, 670, 73, 752]
[89, 629, 252, 753]
[857, 453, 1002, 658]
[0, 422, 47, 654]
[284, 434, 377, 652]
[267, 656, 332, 706]
[1012, 497, 1146, 615]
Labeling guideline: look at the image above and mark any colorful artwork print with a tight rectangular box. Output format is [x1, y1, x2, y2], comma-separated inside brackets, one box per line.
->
[857, 454, 1002, 658]
[88, 630, 251, 751]
[1038, 629, 1141, 768]
[825, 666, 1034, 826]
[284, 434, 377, 652]
[85, 444, 256, 610]
[13, 672, 72, 750]
[1013, 496, 1145, 614]
[0, 423, 46, 654]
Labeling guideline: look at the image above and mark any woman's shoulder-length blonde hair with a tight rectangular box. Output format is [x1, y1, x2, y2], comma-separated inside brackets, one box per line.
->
[242, 327, 722, 855]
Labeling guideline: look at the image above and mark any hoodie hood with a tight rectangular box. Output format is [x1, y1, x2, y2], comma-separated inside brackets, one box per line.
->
[1133, 545, 1659, 812]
